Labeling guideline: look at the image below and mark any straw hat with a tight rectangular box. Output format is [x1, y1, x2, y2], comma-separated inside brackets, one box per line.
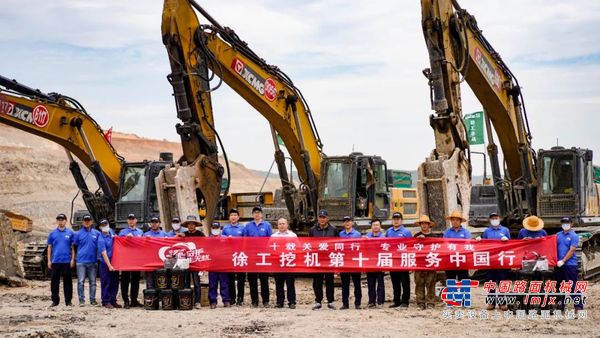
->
[415, 215, 435, 226]
[522, 215, 544, 231]
[445, 210, 467, 223]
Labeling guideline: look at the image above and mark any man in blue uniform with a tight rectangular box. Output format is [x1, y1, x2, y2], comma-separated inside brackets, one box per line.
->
[166, 217, 187, 237]
[338, 216, 362, 310]
[309, 209, 339, 310]
[443, 211, 471, 281]
[556, 217, 583, 312]
[385, 212, 412, 308]
[144, 217, 168, 289]
[208, 222, 230, 308]
[243, 206, 272, 307]
[222, 208, 246, 305]
[518, 215, 547, 239]
[366, 219, 385, 308]
[74, 214, 101, 306]
[47, 213, 75, 307]
[97, 219, 120, 309]
[477, 212, 510, 310]
[118, 213, 144, 308]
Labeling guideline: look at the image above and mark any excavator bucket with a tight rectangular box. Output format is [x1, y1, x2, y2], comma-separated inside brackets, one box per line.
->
[155, 155, 222, 235]
[417, 148, 471, 232]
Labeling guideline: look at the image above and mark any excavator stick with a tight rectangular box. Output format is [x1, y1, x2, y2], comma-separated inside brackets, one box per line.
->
[417, 148, 471, 231]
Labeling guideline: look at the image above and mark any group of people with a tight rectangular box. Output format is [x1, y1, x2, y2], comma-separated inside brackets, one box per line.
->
[47, 206, 582, 312]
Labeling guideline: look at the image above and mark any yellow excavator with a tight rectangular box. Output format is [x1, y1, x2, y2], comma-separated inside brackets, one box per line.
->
[159, 0, 390, 231]
[418, 0, 600, 278]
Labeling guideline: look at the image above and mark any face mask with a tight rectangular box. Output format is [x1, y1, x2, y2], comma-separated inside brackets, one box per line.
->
[491, 219, 500, 227]
[211, 229, 221, 236]
[100, 226, 109, 233]
[561, 223, 571, 231]
[172, 223, 181, 231]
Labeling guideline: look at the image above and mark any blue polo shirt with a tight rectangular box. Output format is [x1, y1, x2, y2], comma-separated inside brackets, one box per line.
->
[517, 229, 547, 239]
[222, 223, 245, 237]
[144, 229, 168, 238]
[339, 228, 361, 238]
[47, 227, 74, 263]
[97, 229, 115, 260]
[482, 226, 511, 240]
[74, 227, 101, 264]
[167, 228, 188, 237]
[557, 230, 579, 266]
[118, 227, 144, 237]
[443, 226, 471, 239]
[366, 231, 385, 238]
[242, 220, 272, 237]
[385, 226, 412, 238]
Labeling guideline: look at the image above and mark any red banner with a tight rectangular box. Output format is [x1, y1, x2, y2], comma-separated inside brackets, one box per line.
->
[112, 236, 557, 272]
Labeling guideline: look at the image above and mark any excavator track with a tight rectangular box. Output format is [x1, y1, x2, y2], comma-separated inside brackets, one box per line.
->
[21, 242, 48, 280]
[577, 226, 600, 280]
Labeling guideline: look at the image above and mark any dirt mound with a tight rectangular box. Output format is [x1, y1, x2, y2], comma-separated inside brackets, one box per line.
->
[0, 125, 280, 234]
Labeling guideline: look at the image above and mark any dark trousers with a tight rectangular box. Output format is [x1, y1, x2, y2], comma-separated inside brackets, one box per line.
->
[208, 272, 230, 305]
[228, 272, 246, 303]
[248, 273, 269, 305]
[99, 262, 119, 306]
[445, 270, 469, 281]
[186, 271, 201, 304]
[555, 265, 583, 310]
[120, 271, 140, 304]
[50, 263, 72, 305]
[367, 272, 385, 305]
[485, 269, 509, 305]
[340, 273, 362, 307]
[390, 271, 410, 305]
[313, 273, 334, 304]
[274, 273, 296, 306]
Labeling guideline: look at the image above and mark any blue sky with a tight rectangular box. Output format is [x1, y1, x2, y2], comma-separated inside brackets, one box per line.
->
[1, 0, 599, 177]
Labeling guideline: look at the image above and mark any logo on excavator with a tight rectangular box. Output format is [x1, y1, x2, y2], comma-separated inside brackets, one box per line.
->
[231, 58, 277, 102]
[0, 97, 49, 128]
[474, 47, 502, 92]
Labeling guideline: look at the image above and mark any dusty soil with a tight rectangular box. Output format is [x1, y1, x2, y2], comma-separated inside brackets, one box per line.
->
[0, 125, 280, 234]
[0, 275, 597, 338]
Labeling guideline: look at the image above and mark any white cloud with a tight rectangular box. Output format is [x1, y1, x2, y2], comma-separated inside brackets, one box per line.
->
[1, 0, 599, 180]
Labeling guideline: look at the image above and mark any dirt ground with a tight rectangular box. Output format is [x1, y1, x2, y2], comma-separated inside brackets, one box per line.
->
[0, 275, 598, 338]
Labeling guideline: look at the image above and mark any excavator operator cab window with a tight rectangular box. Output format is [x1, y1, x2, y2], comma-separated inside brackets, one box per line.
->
[119, 166, 147, 202]
[541, 154, 575, 195]
[322, 162, 351, 199]
[374, 163, 388, 211]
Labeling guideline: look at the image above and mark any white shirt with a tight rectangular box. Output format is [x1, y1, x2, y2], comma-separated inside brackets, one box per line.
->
[271, 230, 297, 238]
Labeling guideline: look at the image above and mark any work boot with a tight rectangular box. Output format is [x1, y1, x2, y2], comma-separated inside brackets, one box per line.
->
[389, 303, 401, 308]
[367, 303, 376, 309]
[340, 304, 349, 310]
[49, 303, 59, 308]
[327, 303, 336, 310]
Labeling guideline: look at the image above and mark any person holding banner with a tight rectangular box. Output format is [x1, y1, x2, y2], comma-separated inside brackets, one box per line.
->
[271, 218, 298, 309]
[166, 217, 187, 237]
[208, 222, 231, 309]
[413, 215, 440, 310]
[443, 211, 471, 281]
[222, 209, 246, 306]
[555, 217, 583, 313]
[143, 217, 168, 290]
[118, 213, 144, 309]
[309, 209, 339, 310]
[97, 219, 119, 309]
[385, 212, 412, 308]
[477, 212, 510, 311]
[243, 206, 273, 308]
[338, 216, 362, 310]
[518, 215, 547, 239]
[182, 215, 205, 309]
[365, 219, 385, 309]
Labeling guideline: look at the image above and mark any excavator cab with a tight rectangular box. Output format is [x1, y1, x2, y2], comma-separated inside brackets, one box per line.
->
[537, 146, 599, 225]
[318, 153, 390, 229]
[114, 161, 172, 231]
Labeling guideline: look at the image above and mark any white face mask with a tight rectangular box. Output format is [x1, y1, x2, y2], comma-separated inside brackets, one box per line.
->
[491, 219, 500, 227]
[100, 226, 109, 233]
[172, 223, 181, 231]
[211, 229, 221, 236]
[561, 223, 571, 231]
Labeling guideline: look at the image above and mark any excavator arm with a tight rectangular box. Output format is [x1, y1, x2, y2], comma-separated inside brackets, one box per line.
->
[419, 0, 536, 228]
[160, 0, 324, 227]
[0, 75, 123, 225]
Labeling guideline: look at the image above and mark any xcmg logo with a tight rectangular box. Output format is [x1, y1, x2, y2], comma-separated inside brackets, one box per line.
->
[231, 58, 277, 102]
